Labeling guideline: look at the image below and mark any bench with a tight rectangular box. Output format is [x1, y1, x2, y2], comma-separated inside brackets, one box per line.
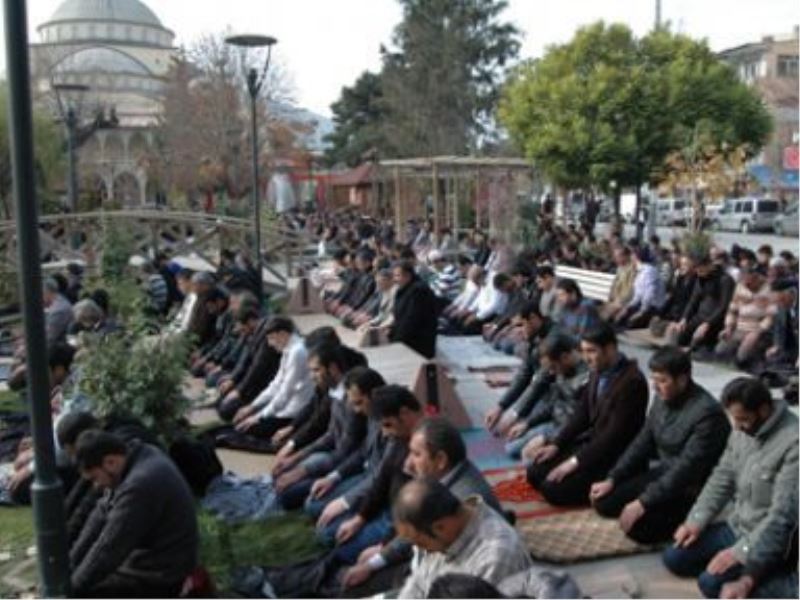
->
[555, 266, 615, 303]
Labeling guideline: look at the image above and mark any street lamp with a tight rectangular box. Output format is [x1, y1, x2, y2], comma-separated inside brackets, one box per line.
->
[53, 82, 90, 213]
[225, 33, 277, 304]
[3, 1, 70, 595]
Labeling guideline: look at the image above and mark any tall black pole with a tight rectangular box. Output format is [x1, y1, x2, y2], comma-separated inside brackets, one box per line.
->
[66, 107, 78, 212]
[2, 0, 71, 596]
[247, 68, 264, 303]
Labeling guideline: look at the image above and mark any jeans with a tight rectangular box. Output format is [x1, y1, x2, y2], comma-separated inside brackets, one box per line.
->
[304, 474, 366, 519]
[324, 510, 394, 565]
[278, 452, 335, 510]
[662, 522, 742, 598]
[504, 422, 556, 460]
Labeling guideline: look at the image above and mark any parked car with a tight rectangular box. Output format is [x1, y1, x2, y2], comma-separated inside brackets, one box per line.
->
[655, 198, 690, 226]
[711, 197, 780, 233]
[773, 202, 799, 237]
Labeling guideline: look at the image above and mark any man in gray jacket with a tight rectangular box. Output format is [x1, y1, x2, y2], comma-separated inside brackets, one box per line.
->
[590, 346, 730, 544]
[69, 431, 198, 597]
[663, 378, 798, 599]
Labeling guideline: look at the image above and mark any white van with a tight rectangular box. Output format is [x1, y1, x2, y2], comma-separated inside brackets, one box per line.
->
[655, 198, 689, 226]
[712, 197, 780, 233]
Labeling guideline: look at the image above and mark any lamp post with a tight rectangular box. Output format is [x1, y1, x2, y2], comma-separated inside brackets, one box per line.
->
[224, 34, 277, 304]
[3, 0, 71, 595]
[53, 83, 90, 213]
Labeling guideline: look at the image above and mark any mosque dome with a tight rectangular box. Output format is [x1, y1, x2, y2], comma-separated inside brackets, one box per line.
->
[38, 0, 174, 48]
[47, 0, 163, 29]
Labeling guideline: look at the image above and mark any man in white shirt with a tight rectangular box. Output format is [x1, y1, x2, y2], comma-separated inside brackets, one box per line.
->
[459, 273, 512, 335]
[233, 317, 314, 440]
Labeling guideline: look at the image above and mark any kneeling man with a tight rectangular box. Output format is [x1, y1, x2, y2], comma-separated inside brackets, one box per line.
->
[69, 430, 198, 598]
[590, 346, 730, 544]
[663, 378, 798, 599]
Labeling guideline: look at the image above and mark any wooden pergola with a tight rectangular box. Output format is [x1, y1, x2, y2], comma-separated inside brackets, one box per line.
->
[377, 156, 535, 239]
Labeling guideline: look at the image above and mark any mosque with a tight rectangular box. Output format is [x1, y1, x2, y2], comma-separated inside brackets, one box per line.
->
[29, 0, 177, 207]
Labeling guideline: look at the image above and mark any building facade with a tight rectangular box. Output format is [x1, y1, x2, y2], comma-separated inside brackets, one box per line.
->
[719, 27, 800, 199]
[30, 0, 176, 208]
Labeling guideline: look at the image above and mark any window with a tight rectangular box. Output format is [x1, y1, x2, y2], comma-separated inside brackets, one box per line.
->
[742, 201, 753, 213]
[757, 200, 779, 213]
[777, 55, 799, 78]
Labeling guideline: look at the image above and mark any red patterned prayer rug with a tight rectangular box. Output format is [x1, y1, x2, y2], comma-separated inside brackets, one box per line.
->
[483, 465, 575, 520]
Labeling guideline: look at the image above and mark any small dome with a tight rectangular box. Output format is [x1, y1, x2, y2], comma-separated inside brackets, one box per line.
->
[47, 0, 163, 28]
[55, 46, 150, 76]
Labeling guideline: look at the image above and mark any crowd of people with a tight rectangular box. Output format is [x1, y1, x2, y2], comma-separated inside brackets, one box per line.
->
[0, 207, 797, 599]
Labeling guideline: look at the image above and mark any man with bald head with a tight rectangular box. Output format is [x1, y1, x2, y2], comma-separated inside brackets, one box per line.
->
[394, 479, 531, 599]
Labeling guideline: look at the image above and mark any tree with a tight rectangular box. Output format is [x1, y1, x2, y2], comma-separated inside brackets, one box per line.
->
[660, 123, 749, 231]
[324, 71, 390, 167]
[499, 22, 772, 234]
[153, 31, 302, 208]
[379, 0, 520, 157]
[0, 81, 66, 218]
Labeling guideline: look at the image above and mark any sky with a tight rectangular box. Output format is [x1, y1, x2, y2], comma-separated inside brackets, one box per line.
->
[0, 0, 798, 117]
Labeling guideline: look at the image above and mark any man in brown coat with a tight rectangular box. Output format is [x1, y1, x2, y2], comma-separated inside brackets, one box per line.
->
[527, 323, 648, 506]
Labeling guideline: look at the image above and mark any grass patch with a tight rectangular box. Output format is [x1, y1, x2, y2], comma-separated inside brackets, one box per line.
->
[0, 506, 35, 598]
[0, 503, 323, 596]
[0, 389, 23, 414]
[199, 510, 324, 592]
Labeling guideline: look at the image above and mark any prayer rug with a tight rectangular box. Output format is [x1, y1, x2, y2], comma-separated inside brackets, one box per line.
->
[462, 427, 517, 471]
[517, 508, 657, 563]
[484, 370, 515, 388]
[483, 465, 574, 521]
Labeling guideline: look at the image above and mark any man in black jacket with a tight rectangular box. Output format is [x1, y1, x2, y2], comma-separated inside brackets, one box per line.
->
[527, 323, 648, 506]
[484, 302, 557, 436]
[668, 256, 735, 351]
[69, 431, 198, 598]
[590, 346, 730, 543]
[389, 261, 438, 359]
[216, 308, 278, 421]
[274, 344, 367, 509]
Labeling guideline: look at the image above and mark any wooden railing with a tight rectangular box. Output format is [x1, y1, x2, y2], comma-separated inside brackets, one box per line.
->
[0, 210, 310, 288]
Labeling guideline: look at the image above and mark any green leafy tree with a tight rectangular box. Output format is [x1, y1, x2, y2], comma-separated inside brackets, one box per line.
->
[379, 0, 520, 156]
[0, 82, 66, 218]
[499, 23, 772, 229]
[324, 71, 390, 167]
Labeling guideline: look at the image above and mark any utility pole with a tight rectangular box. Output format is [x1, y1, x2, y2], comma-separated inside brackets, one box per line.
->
[2, 0, 71, 596]
[655, 0, 662, 29]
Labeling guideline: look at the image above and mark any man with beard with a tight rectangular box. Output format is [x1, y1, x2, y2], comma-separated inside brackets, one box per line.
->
[663, 378, 798, 599]
[589, 347, 730, 544]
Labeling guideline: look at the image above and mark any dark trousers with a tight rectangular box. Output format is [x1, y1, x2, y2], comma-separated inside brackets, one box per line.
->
[593, 467, 696, 544]
[216, 394, 247, 422]
[678, 316, 722, 350]
[527, 446, 606, 506]
[75, 573, 184, 598]
[618, 305, 657, 330]
[248, 417, 294, 441]
[662, 522, 742, 598]
[340, 560, 411, 598]
[278, 477, 315, 511]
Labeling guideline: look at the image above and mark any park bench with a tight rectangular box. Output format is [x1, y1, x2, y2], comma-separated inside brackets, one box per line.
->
[554, 265, 615, 303]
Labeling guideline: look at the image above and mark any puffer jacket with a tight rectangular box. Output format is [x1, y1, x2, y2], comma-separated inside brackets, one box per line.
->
[687, 401, 798, 575]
